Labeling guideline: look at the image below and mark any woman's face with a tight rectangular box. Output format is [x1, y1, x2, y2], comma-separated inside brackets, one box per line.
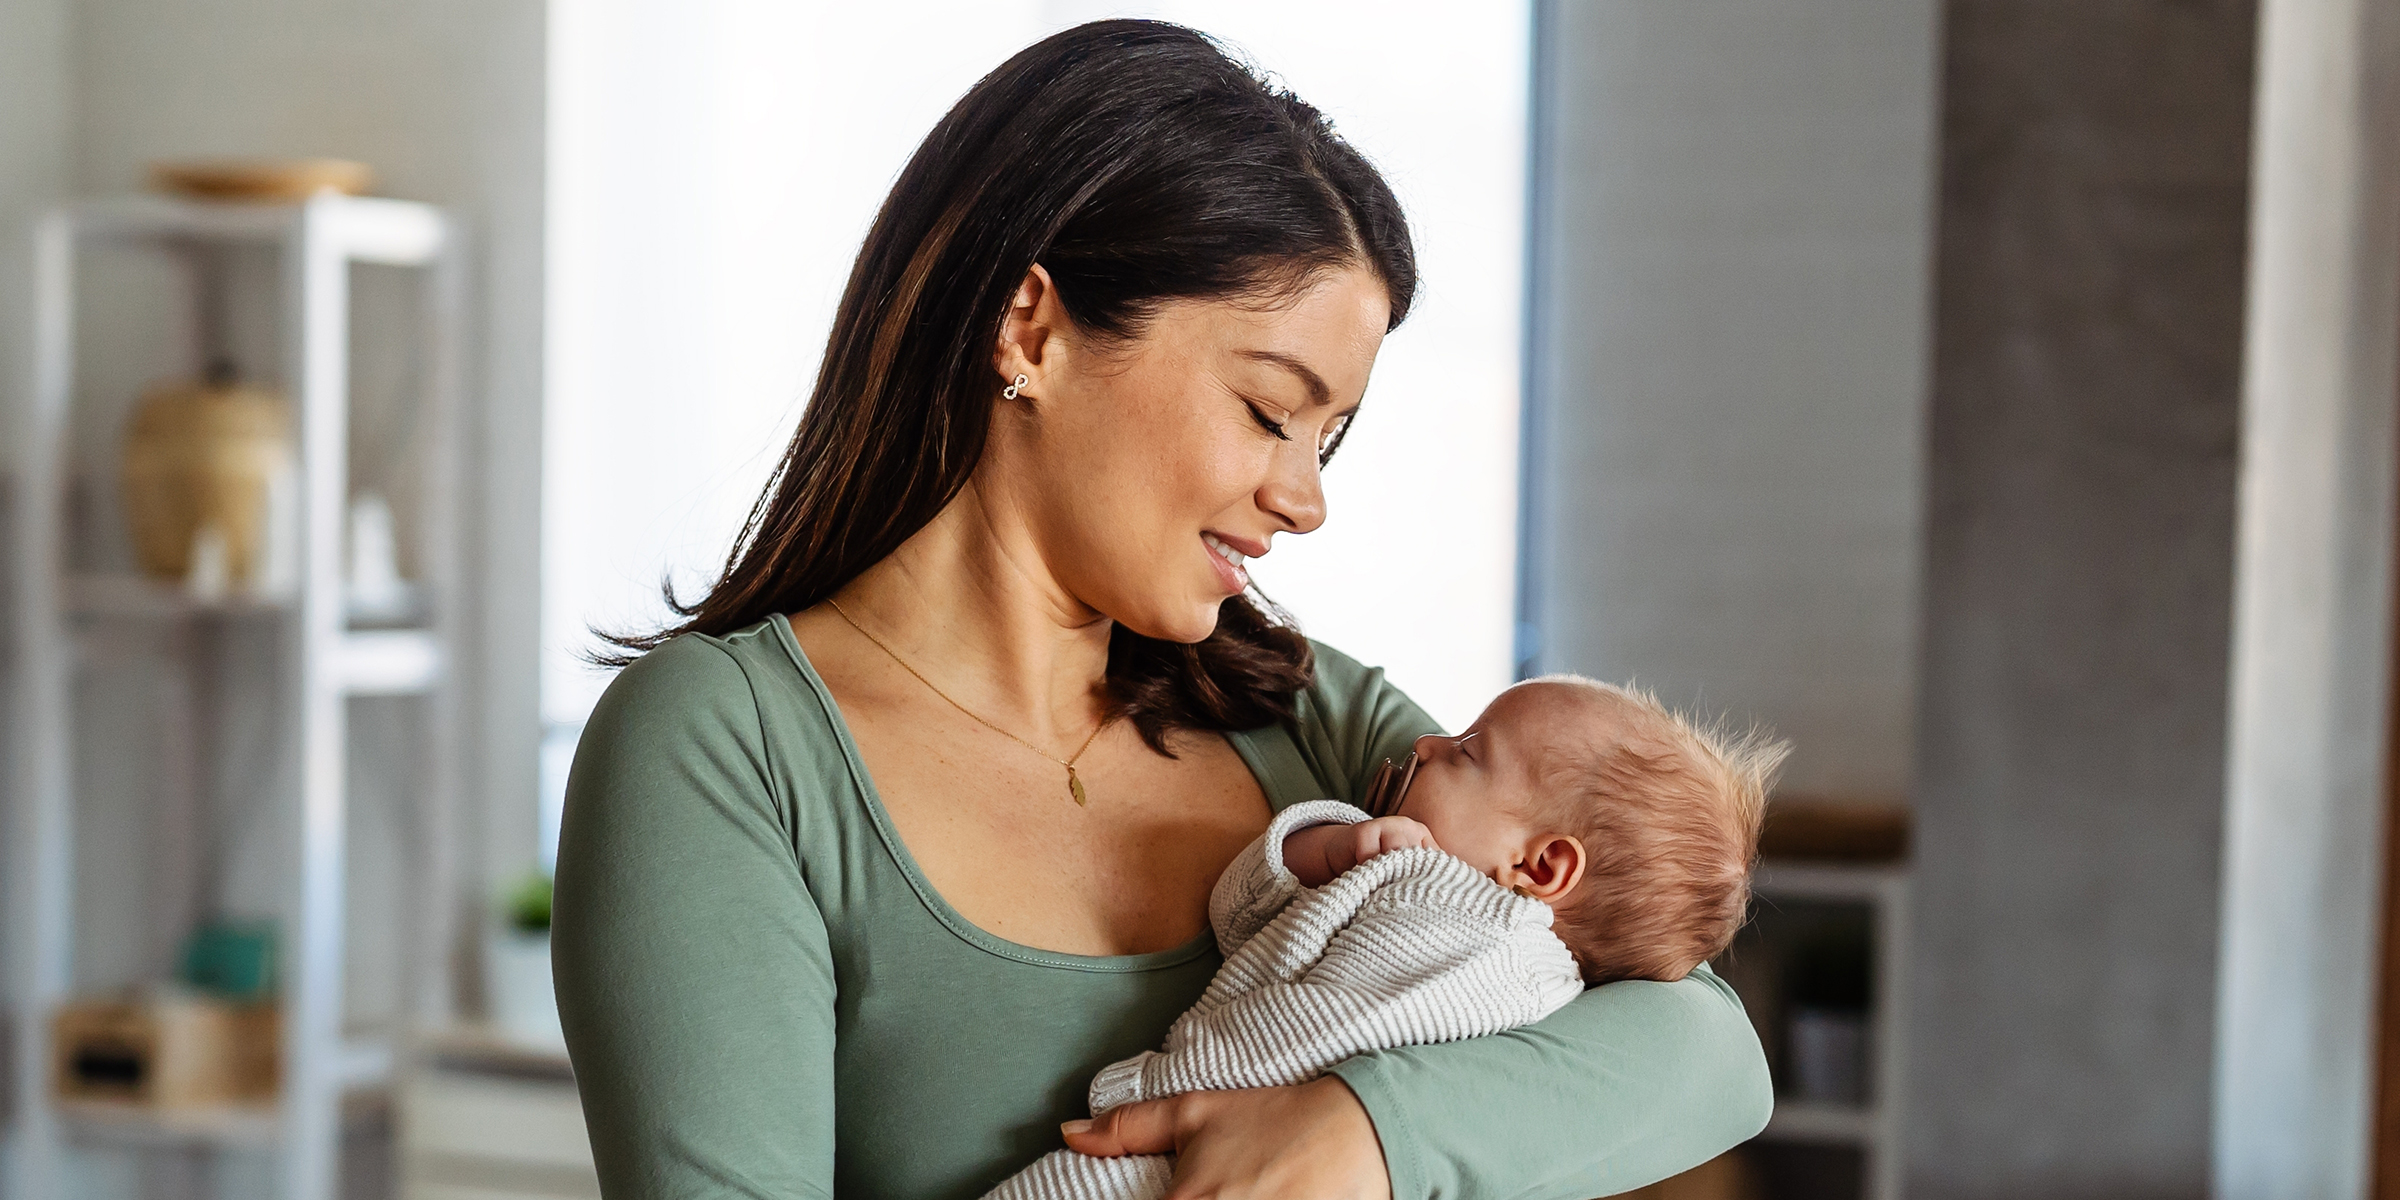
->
[989, 264, 1392, 643]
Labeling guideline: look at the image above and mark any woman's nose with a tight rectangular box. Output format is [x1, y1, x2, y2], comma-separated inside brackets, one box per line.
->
[1258, 449, 1326, 535]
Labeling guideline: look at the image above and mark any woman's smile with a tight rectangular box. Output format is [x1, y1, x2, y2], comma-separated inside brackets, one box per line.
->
[1201, 531, 1258, 593]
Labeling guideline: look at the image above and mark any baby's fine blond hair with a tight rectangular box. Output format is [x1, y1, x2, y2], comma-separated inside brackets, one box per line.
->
[1522, 676, 1788, 985]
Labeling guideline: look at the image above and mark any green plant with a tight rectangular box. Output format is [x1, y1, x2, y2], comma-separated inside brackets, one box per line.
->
[504, 870, 553, 934]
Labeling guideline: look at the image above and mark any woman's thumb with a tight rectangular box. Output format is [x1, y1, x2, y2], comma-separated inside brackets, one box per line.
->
[1061, 1099, 1182, 1157]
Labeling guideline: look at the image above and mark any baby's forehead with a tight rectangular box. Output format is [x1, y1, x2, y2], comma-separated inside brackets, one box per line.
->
[1487, 679, 1633, 742]
[1495, 678, 1624, 718]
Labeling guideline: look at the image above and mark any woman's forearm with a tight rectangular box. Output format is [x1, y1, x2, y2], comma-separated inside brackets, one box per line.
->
[1327, 966, 1771, 1200]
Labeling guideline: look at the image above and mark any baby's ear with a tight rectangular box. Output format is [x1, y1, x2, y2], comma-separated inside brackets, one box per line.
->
[1511, 835, 1587, 902]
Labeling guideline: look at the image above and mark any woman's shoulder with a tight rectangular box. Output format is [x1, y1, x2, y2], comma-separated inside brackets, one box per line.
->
[587, 618, 834, 751]
[1293, 639, 1437, 735]
[574, 618, 863, 833]
[1267, 639, 1442, 806]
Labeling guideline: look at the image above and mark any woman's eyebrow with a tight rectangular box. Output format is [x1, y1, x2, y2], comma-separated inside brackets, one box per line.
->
[1237, 349, 1331, 405]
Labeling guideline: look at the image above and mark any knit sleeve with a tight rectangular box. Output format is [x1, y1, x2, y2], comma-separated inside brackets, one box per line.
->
[1206, 799, 1371, 956]
[1092, 850, 1579, 1115]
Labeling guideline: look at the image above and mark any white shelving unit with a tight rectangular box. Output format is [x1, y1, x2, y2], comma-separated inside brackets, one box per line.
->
[398, 1029, 597, 1200]
[1748, 860, 1909, 1200]
[10, 193, 463, 1200]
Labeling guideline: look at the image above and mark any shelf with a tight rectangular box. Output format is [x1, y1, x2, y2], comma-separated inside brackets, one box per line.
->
[1761, 1099, 1881, 1145]
[64, 576, 442, 694]
[67, 193, 448, 266]
[59, 1099, 281, 1150]
[1754, 860, 1908, 903]
[335, 631, 442, 695]
[56, 1079, 396, 1152]
[66, 573, 283, 619]
[21, 189, 464, 1200]
[418, 1024, 576, 1082]
[335, 1036, 398, 1088]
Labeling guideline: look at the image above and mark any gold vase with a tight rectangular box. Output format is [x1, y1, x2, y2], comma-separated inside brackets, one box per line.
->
[120, 371, 294, 586]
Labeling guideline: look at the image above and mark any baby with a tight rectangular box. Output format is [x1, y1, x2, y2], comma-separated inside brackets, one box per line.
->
[986, 675, 1786, 1200]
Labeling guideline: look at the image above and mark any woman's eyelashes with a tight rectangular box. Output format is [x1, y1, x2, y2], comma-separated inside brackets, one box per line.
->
[1246, 397, 1355, 465]
[1243, 400, 1293, 441]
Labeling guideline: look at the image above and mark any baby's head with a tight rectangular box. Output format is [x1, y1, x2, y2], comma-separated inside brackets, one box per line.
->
[1392, 677, 1786, 985]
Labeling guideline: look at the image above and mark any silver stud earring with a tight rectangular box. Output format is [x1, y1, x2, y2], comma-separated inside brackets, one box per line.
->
[1002, 373, 1028, 401]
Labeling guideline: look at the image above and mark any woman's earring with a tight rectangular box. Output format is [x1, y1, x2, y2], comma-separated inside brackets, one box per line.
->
[1002, 373, 1029, 401]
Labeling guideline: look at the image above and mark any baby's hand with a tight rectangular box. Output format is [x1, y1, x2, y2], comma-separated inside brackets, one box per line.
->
[1284, 816, 1441, 888]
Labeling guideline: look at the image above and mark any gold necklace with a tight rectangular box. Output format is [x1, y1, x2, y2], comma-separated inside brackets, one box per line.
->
[826, 598, 1116, 806]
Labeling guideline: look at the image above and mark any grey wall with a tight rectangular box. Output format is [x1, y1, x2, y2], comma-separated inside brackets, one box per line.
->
[2214, 0, 2400, 1193]
[1905, 3, 2255, 1197]
[1524, 0, 1940, 802]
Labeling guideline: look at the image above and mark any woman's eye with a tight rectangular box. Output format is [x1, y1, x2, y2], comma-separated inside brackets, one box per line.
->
[1317, 412, 1355, 466]
[1245, 402, 1292, 441]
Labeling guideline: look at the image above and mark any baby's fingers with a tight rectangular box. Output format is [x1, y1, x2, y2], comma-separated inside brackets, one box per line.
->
[1354, 817, 1437, 861]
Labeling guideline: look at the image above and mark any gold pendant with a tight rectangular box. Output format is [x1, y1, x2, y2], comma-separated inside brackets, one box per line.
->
[1068, 766, 1089, 807]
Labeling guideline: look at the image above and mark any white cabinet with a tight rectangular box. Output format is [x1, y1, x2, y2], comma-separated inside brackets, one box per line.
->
[400, 1036, 597, 1200]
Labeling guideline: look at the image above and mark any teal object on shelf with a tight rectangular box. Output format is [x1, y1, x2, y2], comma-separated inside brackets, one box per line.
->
[179, 920, 278, 1002]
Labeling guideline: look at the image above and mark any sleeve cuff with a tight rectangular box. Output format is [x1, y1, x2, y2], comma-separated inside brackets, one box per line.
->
[1209, 800, 1373, 955]
[1087, 1050, 1155, 1116]
[1260, 799, 1375, 890]
[1327, 1056, 1429, 1200]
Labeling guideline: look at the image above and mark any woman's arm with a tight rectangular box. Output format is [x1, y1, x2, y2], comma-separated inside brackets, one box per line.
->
[551, 637, 837, 1199]
[1330, 969, 1772, 1198]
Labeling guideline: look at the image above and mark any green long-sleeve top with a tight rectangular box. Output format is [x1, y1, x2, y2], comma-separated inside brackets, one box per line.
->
[552, 616, 1771, 1200]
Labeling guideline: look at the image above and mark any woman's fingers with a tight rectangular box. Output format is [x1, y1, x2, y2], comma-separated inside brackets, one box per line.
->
[1065, 1083, 1391, 1198]
[1061, 1097, 1185, 1156]
[1158, 1080, 1390, 1200]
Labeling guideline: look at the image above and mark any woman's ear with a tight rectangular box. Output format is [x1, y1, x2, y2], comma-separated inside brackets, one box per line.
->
[994, 263, 1064, 396]
[1506, 835, 1587, 903]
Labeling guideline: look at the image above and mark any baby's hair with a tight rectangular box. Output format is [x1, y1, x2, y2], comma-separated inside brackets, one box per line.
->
[1520, 676, 1787, 985]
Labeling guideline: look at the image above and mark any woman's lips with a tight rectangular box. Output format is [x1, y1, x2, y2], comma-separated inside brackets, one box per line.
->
[1202, 531, 1251, 592]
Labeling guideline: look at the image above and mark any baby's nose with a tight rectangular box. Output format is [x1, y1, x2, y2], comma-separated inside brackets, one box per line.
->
[1413, 732, 1453, 760]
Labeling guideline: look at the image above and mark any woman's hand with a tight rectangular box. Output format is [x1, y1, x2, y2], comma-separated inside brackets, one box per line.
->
[1061, 1077, 1392, 1200]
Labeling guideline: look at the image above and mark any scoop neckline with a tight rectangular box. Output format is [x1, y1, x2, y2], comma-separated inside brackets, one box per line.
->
[766, 612, 1229, 974]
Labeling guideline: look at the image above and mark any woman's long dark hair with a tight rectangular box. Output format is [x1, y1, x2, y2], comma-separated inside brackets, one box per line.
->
[603, 19, 1417, 751]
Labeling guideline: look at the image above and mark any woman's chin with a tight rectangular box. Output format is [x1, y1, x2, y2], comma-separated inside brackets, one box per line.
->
[1116, 601, 1226, 646]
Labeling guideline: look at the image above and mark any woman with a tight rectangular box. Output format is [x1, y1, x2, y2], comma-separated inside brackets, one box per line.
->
[554, 20, 1770, 1200]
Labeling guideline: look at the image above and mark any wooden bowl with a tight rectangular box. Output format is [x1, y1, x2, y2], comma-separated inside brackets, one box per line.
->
[150, 158, 373, 202]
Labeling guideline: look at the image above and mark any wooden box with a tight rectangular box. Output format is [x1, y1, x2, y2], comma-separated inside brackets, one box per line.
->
[53, 995, 280, 1108]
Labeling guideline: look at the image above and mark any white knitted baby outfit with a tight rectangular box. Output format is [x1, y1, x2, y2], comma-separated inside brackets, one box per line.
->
[983, 800, 1586, 1200]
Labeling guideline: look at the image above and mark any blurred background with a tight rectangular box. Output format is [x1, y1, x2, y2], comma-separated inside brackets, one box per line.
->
[0, 1, 2392, 1198]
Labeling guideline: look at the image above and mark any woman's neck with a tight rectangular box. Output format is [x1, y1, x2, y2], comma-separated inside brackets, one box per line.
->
[829, 478, 1113, 741]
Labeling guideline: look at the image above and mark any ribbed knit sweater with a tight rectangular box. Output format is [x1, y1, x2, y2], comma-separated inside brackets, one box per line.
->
[984, 800, 1587, 1200]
